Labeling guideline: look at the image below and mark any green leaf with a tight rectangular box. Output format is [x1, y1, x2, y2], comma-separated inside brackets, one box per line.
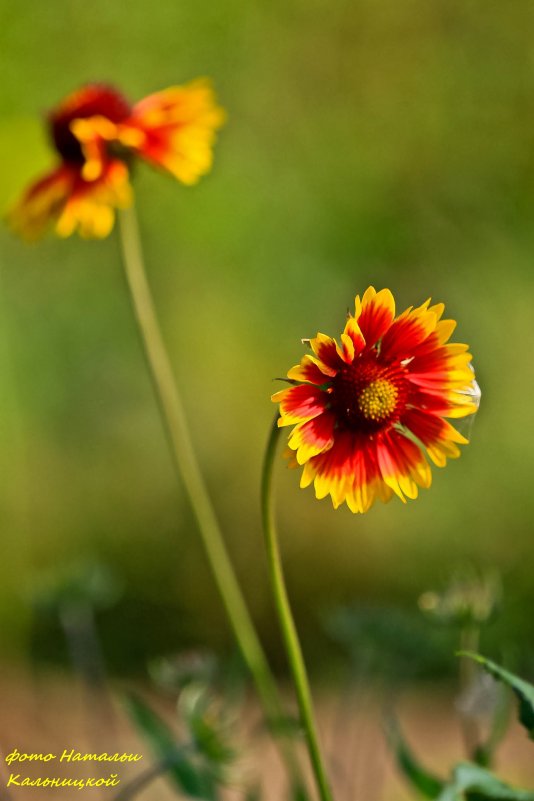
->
[124, 693, 217, 799]
[457, 653, 534, 739]
[387, 718, 444, 798]
[437, 762, 534, 801]
[472, 743, 492, 769]
[179, 684, 234, 768]
[291, 783, 312, 801]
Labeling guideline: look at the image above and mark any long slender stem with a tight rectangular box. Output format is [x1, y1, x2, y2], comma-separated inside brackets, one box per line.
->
[117, 205, 301, 787]
[458, 624, 481, 758]
[261, 414, 334, 801]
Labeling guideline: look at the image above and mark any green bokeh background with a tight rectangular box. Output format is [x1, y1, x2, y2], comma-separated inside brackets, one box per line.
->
[1, 0, 534, 675]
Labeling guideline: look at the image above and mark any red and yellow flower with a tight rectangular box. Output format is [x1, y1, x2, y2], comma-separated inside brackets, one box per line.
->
[273, 287, 479, 513]
[8, 80, 225, 240]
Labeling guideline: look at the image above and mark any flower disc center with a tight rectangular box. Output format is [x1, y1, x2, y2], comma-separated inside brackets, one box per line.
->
[357, 378, 398, 422]
[331, 360, 406, 432]
[49, 84, 131, 164]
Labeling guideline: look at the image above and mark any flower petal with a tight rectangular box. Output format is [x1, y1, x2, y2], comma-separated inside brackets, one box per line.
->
[380, 305, 438, 361]
[354, 287, 395, 346]
[376, 430, 432, 502]
[288, 413, 336, 463]
[128, 79, 226, 185]
[7, 160, 132, 240]
[309, 333, 345, 372]
[342, 316, 365, 355]
[272, 384, 328, 426]
[287, 355, 334, 384]
[7, 165, 75, 240]
[403, 408, 467, 466]
[55, 161, 132, 239]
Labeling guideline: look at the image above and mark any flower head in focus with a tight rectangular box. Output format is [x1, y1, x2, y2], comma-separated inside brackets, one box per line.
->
[8, 80, 225, 240]
[272, 287, 479, 513]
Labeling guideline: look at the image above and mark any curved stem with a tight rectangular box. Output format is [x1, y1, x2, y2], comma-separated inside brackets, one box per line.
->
[261, 414, 334, 801]
[117, 205, 302, 787]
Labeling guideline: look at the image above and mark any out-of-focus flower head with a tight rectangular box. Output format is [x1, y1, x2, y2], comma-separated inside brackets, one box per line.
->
[419, 568, 501, 626]
[273, 287, 480, 513]
[8, 81, 225, 240]
[149, 650, 218, 693]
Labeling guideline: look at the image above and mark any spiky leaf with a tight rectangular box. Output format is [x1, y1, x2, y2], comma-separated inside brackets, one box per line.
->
[387, 718, 444, 798]
[124, 693, 216, 799]
[458, 653, 534, 739]
[437, 762, 534, 801]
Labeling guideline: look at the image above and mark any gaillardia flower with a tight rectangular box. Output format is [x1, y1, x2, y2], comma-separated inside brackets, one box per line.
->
[8, 80, 225, 239]
[272, 287, 479, 513]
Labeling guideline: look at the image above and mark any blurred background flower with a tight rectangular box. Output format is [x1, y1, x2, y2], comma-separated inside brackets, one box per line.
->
[7, 80, 224, 239]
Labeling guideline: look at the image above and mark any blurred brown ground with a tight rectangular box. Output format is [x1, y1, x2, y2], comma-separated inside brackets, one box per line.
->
[1, 668, 533, 801]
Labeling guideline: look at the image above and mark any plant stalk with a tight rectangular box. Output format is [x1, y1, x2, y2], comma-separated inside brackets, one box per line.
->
[459, 624, 481, 758]
[117, 205, 302, 787]
[261, 414, 334, 801]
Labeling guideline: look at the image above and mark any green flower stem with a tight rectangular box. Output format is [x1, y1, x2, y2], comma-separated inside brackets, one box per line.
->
[117, 205, 302, 787]
[261, 414, 334, 801]
[459, 624, 481, 758]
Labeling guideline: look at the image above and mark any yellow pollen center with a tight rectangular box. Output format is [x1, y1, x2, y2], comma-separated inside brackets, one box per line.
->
[357, 378, 398, 422]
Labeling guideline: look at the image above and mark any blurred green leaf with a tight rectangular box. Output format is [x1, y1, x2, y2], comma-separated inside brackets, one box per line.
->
[324, 604, 453, 682]
[387, 717, 444, 798]
[458, 653, 534, 739]
[180, 683, 235, 768]
[437, 762, 534, 801]
[124, 693, 217, 799]
[149, 652, 217, 693]
[29, 560, 123, 613]
[291, 784, 312, 801]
